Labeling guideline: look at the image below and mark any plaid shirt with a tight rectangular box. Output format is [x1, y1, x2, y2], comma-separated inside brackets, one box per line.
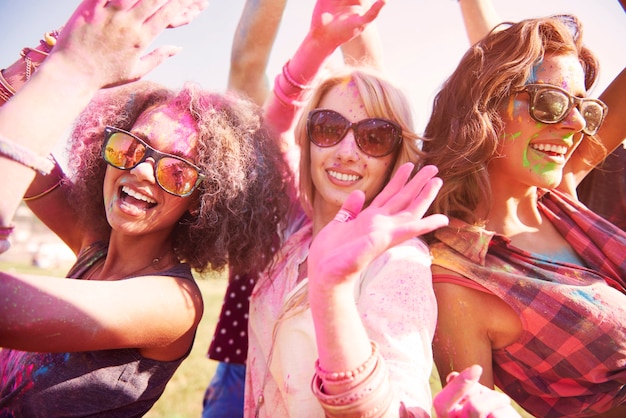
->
[431, 189, 626, 417]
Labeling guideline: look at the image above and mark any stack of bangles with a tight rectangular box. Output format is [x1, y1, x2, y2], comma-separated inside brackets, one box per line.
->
[311, 341, 394, 417]
[0, 29, 60, 103]
[273, 60, 311, 108]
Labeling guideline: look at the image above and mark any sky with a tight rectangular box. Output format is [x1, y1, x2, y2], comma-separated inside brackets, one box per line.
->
[1, 0, 625, 135]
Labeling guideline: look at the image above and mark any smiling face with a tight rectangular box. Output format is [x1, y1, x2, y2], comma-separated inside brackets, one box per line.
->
[103, 104, 199, 237]
[309, 80, 396, 220]
[490, 53, 587, 191]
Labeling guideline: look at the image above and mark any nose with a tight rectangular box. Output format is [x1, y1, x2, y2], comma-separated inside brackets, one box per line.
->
[334, 129, 360, 161]
[129, 158, 157, 183]
[562, 105, 587, 134]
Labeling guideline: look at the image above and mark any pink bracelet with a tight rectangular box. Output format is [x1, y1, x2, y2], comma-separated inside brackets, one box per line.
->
[315, 341, 379, 384]
[282, 60, 310, 91]
[273, 74, 306, 108]
[311, 348, 394, 417]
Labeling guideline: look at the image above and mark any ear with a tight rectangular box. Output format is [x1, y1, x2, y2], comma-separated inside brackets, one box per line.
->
[188, 196, 201, 217]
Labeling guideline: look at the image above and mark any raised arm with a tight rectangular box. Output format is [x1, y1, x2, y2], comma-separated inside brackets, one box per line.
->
[458, 0, 502, 44]
[263, 0, 386, 140]
[0, 0, 207, 252]
[228, 0, 288, 106]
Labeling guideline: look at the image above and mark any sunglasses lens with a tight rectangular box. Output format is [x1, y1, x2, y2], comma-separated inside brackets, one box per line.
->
[308, 111, 346, 147]
[531, 89, 570, 123]
[355, 120, 401, 157]
[308, 110, 401, 157]
[156, 158, 199, 196]
[579, 101, 605, 135]
[104, 131, 146, 169]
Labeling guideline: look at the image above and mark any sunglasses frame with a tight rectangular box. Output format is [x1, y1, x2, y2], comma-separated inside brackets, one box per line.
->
[515, 83, 608, 135]
[102, 126, 205, 197]
[306, 109, 403, 158]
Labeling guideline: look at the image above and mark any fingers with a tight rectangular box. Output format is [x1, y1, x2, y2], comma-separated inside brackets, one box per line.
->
[361, 0, 386, 24]
[337, 190, 366, 221]
[433, 365, 482, 414]
[433, 365, 521, 418]
[167, 0, 209, 28]
[368, 162, 415, 208]
[370, 163, 441, 215]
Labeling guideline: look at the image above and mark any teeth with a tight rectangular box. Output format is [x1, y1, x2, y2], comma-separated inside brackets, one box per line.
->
[122, 186, 156, 204]
[530, 143, 568, 156]
[328, 170, 360, 182]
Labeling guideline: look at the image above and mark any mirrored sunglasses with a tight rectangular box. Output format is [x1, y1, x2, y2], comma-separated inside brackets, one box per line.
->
[306, 109, 403, 157]
[516, 83, 608, 136]
[102, 126, 205, 197]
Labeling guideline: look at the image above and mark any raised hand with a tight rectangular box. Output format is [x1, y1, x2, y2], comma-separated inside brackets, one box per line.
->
[50, 0, 209, 88]
[307, 163, 448, 287]
[308, 0, 386, 52]
[433, 365, 521, 417]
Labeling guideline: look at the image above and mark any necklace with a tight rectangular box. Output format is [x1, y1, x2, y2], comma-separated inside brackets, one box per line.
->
[83, 253, 172, 281]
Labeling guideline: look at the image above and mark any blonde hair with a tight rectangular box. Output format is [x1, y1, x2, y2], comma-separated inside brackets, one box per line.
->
[293, 66, 423, 217]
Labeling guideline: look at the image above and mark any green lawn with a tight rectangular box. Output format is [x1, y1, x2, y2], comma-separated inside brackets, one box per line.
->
[1, 262, 530, 417]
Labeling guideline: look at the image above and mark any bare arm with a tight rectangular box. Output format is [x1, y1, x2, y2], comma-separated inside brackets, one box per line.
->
[0, 273, 203, 360]
[0, 0, 207, 242]
[228, 0, 288, 106]
[560, 67, 626, 195]
[264, 0, 386, 144]
[458, 0, 502, 44]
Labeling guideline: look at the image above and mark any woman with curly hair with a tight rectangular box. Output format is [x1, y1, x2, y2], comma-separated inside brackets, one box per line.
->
[0, 0, 290, 416]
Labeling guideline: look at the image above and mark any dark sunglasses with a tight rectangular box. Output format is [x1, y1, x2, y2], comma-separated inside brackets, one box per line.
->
[515, 84, 608, 136]
[306, 109, 402, 157]
[102, 126, 205, 197]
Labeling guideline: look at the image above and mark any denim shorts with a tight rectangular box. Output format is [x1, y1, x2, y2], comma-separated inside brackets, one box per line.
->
[202, 362, 246, 418]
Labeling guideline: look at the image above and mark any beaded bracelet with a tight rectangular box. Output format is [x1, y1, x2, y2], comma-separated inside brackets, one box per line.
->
[20, 30, 60, 81]
[282, 60, 310, 91]
[0, 134, 55, 175]
[0, 70, 16, 102]
[311, 349, 394, 417]
[314, 341, 379, 385]
[273, 74, 306, 108]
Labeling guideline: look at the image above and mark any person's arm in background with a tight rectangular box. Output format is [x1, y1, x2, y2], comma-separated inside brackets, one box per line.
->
[0, 0, 207, 254]
[560, 65, 626, 195]
[227, 0, 288, 106]
[458, 0, 501, 43]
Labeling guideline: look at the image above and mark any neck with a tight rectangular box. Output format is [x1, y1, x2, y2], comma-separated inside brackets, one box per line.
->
[485, 186, 542, 236]
[89, 236, 177, 281]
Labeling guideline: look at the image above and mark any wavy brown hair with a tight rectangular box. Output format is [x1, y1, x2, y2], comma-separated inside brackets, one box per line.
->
[293, 66, 423, 217]
[66, 80, 291, 272]
[421, 14, 602, 226]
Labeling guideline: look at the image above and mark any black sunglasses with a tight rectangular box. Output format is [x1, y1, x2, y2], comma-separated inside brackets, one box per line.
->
[515, 84, 608, 136]
[102, 126, 205, 197]
[306, 109, 403, 157]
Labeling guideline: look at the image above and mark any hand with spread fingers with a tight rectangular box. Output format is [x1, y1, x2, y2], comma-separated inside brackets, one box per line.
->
[307, 163, 448, 288]
[51, 0, 209, 88]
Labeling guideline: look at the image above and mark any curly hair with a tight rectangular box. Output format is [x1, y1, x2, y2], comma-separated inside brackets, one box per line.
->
[66, 80, 292, 272]
[421, 14, 603, 225]
[292, 66, 423, 216]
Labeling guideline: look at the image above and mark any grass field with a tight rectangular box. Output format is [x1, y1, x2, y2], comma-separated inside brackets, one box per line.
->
[1, 262, 530, 417]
